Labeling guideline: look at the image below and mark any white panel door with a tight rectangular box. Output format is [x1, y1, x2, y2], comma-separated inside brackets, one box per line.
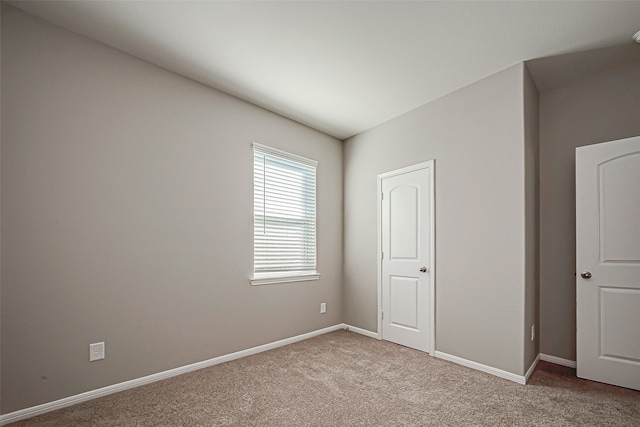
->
[379, 161, 434, 353]
[576, 135, 640, 391]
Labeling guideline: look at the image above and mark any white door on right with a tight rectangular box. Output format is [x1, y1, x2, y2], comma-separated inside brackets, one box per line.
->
[576, 135, 640, 391]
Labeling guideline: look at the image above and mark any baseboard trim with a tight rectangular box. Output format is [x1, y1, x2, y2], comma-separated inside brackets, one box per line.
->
[540, 353, 577, 368]
[0, 324, 345, 426]
[434, 351, 527, 385]
[343, 324, 380, 339]
[524, 353, 540, 383]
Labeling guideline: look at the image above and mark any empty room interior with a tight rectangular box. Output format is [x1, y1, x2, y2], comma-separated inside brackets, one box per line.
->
[1, 1, 640, 425]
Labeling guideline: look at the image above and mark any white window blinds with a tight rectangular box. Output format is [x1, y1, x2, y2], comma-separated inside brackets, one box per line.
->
[253, 143, 318, 279]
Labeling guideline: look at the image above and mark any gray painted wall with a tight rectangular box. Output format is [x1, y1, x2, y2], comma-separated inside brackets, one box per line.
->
[1, 6, 343, 413]
[0, 3, 3, 402]
[344, 64, 531, 375]
[523, 65, 540, 372]
[538, 59, 640, 361]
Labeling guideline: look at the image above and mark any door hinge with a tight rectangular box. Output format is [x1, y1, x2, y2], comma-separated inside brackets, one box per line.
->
[381, 252, 384, 260]
[381, 311, 384, 320]
[381, 193, 384, 200]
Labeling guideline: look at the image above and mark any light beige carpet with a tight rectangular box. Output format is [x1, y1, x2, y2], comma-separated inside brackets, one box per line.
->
[8, 330, 640, 426]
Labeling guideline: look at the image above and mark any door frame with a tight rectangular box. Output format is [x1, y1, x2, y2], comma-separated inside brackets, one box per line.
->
[377, 160, 435, 354]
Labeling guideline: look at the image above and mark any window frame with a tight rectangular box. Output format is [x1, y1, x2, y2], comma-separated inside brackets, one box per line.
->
[250, 143, 320, 286]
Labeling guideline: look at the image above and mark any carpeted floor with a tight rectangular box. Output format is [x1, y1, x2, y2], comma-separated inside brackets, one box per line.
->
[7, 330, 640, 426]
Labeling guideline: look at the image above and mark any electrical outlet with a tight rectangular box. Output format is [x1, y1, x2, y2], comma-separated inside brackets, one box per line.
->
[531, 325, 535, 342]
[89, 342, 105, 362]
[320, 302, 326, 314]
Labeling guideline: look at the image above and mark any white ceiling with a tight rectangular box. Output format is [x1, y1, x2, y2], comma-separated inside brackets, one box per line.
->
[10, 1, 640, 140]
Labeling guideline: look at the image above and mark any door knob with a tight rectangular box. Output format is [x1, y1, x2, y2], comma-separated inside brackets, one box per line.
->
[420, 267, 428, 273]
[580, 271, 592, 279]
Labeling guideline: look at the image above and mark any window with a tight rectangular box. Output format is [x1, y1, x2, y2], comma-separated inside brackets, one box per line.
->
[251, 143, 320, 285]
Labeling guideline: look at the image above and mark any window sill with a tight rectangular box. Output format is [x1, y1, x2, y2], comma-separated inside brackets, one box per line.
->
[250, 272, 321, 286]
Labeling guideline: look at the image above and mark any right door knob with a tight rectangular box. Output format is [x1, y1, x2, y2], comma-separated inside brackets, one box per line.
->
[581, 271, 592, 279]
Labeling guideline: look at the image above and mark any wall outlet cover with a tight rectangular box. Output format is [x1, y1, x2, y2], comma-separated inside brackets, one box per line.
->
[90, 342, 105, 361]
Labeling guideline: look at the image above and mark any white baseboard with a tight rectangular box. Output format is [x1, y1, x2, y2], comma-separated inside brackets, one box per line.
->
[343, 324, 380, 339]
[525, 353, 540, 383]
[434, 351, 528, 385]
[0, 324, 345, 426]
[539, 353, 577, 368]
[4, 326, 569, 426]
